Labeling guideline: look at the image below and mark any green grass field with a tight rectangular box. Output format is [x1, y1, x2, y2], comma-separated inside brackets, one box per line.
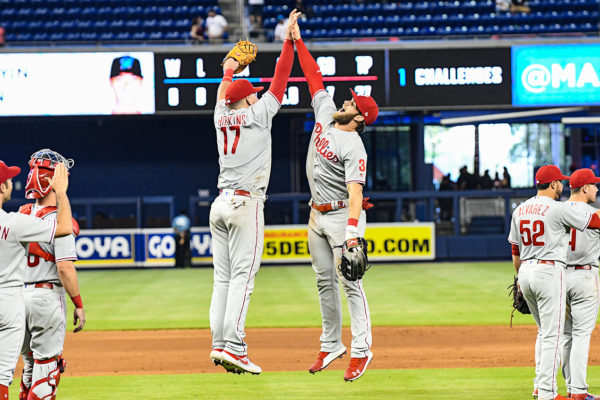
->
[10, 261, 600, 399]
[72, 261, 534, 331]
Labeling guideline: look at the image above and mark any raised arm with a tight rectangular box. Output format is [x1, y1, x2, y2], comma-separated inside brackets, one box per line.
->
[48, 163, 73, 238]
[216, 58, 240, 102]
[291, 19, 325, 98]
[268, 10, 300, 103]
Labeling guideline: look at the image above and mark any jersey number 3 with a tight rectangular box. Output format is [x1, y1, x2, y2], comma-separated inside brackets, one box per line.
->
[519, 219, 545, 246]
[220, 125, 241, 155]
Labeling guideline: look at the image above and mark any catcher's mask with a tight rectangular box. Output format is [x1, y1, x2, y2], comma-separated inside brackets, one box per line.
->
[25, 149, 74, 199]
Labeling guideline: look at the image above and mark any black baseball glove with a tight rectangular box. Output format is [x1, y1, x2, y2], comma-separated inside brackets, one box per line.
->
[508, 275, 530, 326]
[339, 238, 370, 281]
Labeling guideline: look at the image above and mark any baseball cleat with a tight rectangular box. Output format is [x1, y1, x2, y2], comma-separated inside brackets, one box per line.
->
[308, 346, 347, 374]
[343, 350, 373, 382]
[210, 348, 223, 366]
[570, 394, 600, 400]
[532, 388, 538, 399]
[553, 395, 574, 400]
[220, 350, 262, 375]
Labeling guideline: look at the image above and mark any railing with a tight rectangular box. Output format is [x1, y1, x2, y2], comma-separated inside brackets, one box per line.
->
[4, 196, 175, 229]
[189, 188, 536, 235]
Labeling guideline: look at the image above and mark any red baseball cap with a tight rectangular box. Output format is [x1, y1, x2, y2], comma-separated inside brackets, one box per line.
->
[225, 79, 264, 105]
[535, 165, 569, 185]
[569, 168, 600, 189]
[350, 89, 379, 126]
[0, 161, 21, 184]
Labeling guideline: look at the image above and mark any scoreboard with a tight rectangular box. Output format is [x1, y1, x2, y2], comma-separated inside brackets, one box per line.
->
[1, 43, 595, 117]
[154, 50, 386, 112]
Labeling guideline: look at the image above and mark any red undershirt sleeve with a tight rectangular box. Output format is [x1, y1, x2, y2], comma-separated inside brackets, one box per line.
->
[294, 38, 325, 98]
[268, 39, 294, 104]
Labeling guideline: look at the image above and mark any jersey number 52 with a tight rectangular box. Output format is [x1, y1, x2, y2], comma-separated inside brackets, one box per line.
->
[220, 125, 241, 155]
[519, 219, 545, 246]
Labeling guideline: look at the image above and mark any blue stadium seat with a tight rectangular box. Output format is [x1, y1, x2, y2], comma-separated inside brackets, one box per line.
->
[148, 31, 164, 40]
[49, 32, 65, 41]
[81, 32, 98, 41]
[132, 31, 147, 40]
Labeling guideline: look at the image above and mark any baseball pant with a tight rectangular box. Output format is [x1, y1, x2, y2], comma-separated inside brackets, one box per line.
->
[561, 267, 600, 395]
[21, 284, 67, 361]
[308, 208, 372, 358]
[0, 286, 25, 387]
[519, 260, 567, 400]
[209, 192, 265, 356]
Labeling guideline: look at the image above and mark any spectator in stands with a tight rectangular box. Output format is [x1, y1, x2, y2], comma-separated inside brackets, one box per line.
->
[502, 166, 512, 188]
[293, 0, 310, 17]
[480, 169, 494, 189]
[510, 0, 531, 13]
[206, 9, 228, 43]
[496, 0, 511, 12]
[172, 210, 191, 268]
[190, 16, 206, 44]
[439, 174, 455, 221]
[457, 166, 477, 190]
[273, 15, 288, 41]
[248, 0, 264, 32]
[493, 171, 502, 188]
[0, 26, 5, 47]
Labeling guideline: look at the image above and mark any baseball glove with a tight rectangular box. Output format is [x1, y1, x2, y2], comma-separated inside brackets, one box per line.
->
[508, 275, 530, 326]
[222, 40, 258, 74]
[339, 237, 370, 281]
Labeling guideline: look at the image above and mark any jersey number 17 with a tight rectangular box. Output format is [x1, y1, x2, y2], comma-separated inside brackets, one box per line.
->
[220, 125, 241, 155]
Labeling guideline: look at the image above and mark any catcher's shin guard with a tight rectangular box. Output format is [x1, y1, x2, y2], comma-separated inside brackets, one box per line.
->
[28, 356, 66, 400]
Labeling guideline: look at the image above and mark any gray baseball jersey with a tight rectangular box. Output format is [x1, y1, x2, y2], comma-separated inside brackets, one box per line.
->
[306, 90, 367, 204]
[508, 196, 592, 263]
[213, 92, 280, 195]
[0, 209, 56, 289]
[24, 207, 77, 284]
[566, 202, 600, 266]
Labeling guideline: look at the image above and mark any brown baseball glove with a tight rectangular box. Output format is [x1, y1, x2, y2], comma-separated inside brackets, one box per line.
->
[222, 40, 258, 74]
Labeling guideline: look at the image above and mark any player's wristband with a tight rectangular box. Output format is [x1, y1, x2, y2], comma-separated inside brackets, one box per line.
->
[71, 295, 83, 309]
[223, 69, 234, 82]
[347, 218, 359, 227]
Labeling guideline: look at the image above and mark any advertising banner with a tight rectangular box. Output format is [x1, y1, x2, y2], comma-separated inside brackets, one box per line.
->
[512, 43, 600, 106]
[73, 223, 434, 268]
[75, 230, 138, 267]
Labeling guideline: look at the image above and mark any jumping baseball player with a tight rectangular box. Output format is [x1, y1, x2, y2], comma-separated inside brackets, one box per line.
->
[508, 165, 600, 400]
[560, 168, 600, 400]
[290, 20, 378, 381]
[0, 160, 72, 400]
[208, 10, 300, 375]
[18, 149, 85, 400]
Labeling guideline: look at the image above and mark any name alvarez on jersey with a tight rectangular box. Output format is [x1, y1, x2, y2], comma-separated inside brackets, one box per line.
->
[517, 203, 550, 217]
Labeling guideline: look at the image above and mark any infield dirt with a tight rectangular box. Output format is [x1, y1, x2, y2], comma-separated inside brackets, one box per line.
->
[14, 325, 600, 376]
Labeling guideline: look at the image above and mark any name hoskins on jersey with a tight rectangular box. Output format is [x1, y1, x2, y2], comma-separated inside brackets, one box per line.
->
[216, 114, 248, 128]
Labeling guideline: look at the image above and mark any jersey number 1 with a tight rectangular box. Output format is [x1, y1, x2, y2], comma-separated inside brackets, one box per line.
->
[220, 125, 241, 155]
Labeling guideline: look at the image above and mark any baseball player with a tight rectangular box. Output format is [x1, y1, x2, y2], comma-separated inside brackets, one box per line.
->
[290, 21, 378, 381]
[18, 149, 85, 400]
[0, 160, 72, 400]
[508, 165, 600, 400]
[208, 10, 300, 375]
[560, 169, 600, 400]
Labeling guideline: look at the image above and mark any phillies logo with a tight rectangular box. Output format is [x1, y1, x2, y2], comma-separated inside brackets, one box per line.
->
[313, 123, 339, 163]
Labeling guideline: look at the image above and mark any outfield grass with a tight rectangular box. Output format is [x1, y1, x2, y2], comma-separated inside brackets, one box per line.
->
[11, 366, 600, 400]
[73, 262, 535, 330]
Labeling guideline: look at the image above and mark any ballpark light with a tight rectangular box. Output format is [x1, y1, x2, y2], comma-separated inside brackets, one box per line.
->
[561, 117, 600, 124]
[440, 107, 585, 125]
